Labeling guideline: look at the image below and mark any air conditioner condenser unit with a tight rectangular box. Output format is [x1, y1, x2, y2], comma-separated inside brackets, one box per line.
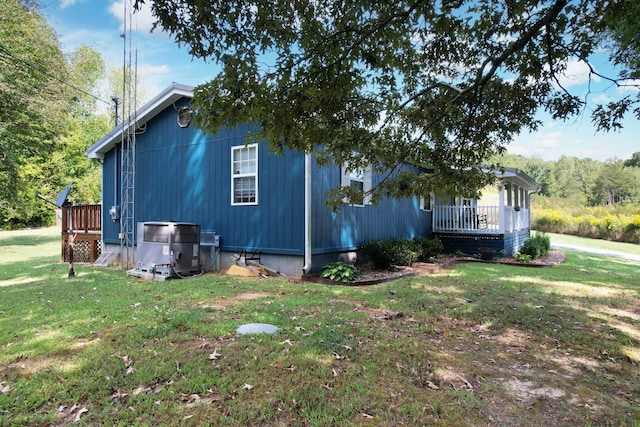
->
[135, 221, 201, 277]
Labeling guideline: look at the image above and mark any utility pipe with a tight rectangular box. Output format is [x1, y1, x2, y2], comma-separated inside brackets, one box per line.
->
[302, 153, 312, 274]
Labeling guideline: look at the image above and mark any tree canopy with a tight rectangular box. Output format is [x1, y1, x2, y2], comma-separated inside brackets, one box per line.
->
[493, 152, 640, 207]
[137, 0, 638, 204]
[0, 0, 69, 225]
[0, 1, 110, 228]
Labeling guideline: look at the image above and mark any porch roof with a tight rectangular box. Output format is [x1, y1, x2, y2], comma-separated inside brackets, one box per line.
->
[482, 166, 539, 192]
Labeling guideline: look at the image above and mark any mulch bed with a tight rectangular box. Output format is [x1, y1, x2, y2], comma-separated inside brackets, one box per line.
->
[302, 251, 566, 286]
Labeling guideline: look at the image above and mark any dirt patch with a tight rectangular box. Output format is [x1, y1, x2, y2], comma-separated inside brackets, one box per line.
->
[195, 292, 275, 310]
[504, 378, 566, 401]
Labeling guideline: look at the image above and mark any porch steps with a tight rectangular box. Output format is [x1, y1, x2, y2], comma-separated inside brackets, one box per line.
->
[93, 251, 120, 267]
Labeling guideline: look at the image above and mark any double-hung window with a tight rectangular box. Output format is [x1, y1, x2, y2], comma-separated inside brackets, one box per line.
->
[341, 164, 372, 207]
[231, 144, 258, 205]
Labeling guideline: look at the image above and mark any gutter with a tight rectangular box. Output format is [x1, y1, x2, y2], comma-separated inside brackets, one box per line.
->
[302, 153, 312, 274]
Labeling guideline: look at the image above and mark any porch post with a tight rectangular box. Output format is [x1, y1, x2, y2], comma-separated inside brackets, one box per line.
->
[499, 184, 505, 233]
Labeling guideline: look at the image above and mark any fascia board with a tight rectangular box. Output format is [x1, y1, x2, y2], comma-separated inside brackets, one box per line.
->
[86, 83, 195, 159]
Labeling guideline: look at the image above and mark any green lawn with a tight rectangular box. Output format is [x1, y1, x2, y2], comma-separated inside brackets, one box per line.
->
[1, 227, 639, 426]
[545, 231, 640, 256]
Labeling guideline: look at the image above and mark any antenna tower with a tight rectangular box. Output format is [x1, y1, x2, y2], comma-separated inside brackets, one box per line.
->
[119, 0, 138, 268]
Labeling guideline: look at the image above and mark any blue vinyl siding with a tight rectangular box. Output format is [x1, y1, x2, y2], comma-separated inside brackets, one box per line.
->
[101, 145, 120, 245]
[504, 229, 530, 255]
[100, 95, 429, 258]
[310, 158, 432, 254]
[101, 100, 305, 255]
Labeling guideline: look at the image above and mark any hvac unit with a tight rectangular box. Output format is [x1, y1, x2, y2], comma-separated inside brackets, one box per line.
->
[135, 221, 201, 277]
[200, 230, 221, 272]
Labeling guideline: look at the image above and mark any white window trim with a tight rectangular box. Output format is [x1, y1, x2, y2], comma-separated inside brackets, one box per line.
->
[420, 193, 434, 211]
[231, 143, 258, 206]
[341, 163, 372, 207]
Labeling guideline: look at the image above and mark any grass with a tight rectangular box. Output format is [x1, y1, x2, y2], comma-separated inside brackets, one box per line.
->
[544, 231, 640, 257]
[1, 227, 639, 426]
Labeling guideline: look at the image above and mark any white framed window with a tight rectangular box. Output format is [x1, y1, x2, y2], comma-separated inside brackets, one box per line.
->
[341, 164, 372, 207]
[231, 144, 258, 205]
[420, 193, 433, 211]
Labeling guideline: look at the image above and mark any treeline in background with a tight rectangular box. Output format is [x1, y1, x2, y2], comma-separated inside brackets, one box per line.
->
[494, 153, 640, 244]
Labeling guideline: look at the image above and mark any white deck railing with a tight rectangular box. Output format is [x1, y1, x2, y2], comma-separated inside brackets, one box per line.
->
[432, 205, 530, 234]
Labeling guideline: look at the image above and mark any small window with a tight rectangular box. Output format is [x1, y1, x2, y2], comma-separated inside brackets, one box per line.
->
[420, 193, 433, 211]
[232, 144, 258, 205]
[341, 164, 372, 206]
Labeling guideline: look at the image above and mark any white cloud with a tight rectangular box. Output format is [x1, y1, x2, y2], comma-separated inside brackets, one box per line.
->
[108, 1, 162, 35]
[556, 59, 598, 88]
[138, 64, 170, 77]
[536, 131, 567, 149]
[59, 0, 84, 8]
[617, 79, 640, 94]
[591, 93, 612, 104]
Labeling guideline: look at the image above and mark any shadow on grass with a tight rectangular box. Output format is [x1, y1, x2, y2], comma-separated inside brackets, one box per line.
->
[1, 250, 638, 426]
[0, 233, 59, 247]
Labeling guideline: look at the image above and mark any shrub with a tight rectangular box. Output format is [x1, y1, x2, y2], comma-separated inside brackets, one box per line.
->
[361, 240, 394, 270]
[514, 253, 533, 263]
[320, 262, 362, 282]
[623, 214, 640, 243]
[412, 237, 444, 261]
[361, 237, 443, 270]
[360, 238, 416, 269]
[518, 233, 550, 260]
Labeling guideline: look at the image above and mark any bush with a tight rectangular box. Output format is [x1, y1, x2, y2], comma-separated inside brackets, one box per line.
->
[361, 238, 412, 270]
[518, 233, 551, 260]
[531, 203, 640, 243]
[361, 237, 443, 270]
[320, 262, 362, 282]
[412, 237, 444, 261]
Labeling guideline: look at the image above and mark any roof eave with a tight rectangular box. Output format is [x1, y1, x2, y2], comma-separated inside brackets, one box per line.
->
[86, 83, 195, 159]
[491, 167, 540, 192]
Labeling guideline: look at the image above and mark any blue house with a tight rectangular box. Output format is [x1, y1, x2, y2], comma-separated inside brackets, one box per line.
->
[87, 83, 538, 277]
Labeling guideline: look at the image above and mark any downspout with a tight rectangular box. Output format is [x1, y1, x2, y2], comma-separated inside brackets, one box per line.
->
[302, 153, 312, 274]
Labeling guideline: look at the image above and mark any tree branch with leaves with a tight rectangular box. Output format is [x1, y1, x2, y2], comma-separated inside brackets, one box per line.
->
[136, 0, 640, 205]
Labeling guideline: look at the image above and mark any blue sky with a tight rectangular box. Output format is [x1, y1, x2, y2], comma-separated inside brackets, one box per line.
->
[46, 0, 639, 162]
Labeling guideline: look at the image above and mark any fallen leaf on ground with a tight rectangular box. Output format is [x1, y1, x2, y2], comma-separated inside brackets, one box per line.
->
[74, 407, 88, 422]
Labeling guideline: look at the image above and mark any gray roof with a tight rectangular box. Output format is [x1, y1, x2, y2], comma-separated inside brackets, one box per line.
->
[86, 83, 194, 159]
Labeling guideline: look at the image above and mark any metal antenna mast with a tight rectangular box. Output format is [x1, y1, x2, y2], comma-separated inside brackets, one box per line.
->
[119, 0, 138, 268]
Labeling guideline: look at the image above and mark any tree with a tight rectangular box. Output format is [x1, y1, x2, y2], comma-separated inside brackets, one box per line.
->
[108, 64, 147, 126]
[136, 0, 640, 205]
[524, 158, 557, 197]
[58, 47, 110, 205]
[624, 152, 640, 168]
[0, 1, 110, 228]
[592, 160, 637, 205]
[0, 0, 69, 227]
[599, 0, 640, 80]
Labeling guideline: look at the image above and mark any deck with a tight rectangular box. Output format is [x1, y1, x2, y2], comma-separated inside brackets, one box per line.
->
[61, 204, 102, 263]
[432, 205, 531, 235]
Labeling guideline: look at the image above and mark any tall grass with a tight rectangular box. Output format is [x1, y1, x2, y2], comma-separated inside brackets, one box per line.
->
[532, 198, 640, 243]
